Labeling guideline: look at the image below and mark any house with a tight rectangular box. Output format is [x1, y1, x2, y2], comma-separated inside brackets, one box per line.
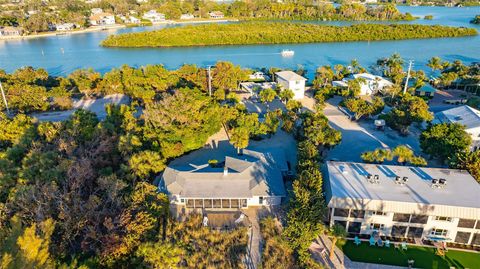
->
[180, 14, 195, 20]
[119, 15, 140, 24]
[0, 26, 23, 36]
[55, 23, 75, 31]
[324, 161, 480, 246]
[142, 10, 165, 23]
[275, 71, 307, 100]
[415, 83, 437, 98]
[89, 12, 115, 26]
[90, 8, 103, 15]
[333, 73, 394, 96]
[240, 81, 277, 96]
[209, 11, 224, 19]
[433, 105, 480, 150]
[249, 72, 268, 81]
[129, 16, 140, 24]
[159, 148, 287, 211]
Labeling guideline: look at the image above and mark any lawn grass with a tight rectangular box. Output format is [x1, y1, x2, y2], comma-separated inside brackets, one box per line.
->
[338, 240, 480, 269]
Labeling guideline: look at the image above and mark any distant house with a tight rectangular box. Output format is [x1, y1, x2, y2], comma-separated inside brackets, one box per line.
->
[0, 26, 23, 37]
[55, 23, 75, 31]
[275, 71, 307, 100]
[89, 12, 115, 26]
[180, 13, 195, 20]
[159, 148, 287, 211]
[333, 73, 393, 96]
[90, 8, 103, 15]
[415, 84, 437, 98]
[433, 105, 480, 150]
[249, 72, 268, 81]
[209, 11, 224, 19]
[142, 10, 165, 23]
[119, 15, 140, 24]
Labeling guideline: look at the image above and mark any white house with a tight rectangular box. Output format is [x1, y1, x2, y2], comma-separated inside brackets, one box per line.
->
[275, 71, 307, 100]
[209, 11, 224, 19]
[333, 73, 394, 96]
[0, 26, 23, 37]
[324, 161, 480, 246]
[180, 14, 195, 20]
[142, 10, 165, 23]
[89, 12, 115, 26]
[55, 23, 75, 31]
[90, 8, 103, 15]
[433, 105, 480, 150]
[159, 148, 287, 211]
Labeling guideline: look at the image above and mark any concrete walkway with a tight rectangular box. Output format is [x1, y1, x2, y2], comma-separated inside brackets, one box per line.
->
[310, 234, 413, 269]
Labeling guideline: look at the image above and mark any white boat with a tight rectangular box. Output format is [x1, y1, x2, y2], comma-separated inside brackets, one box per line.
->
[281, 49, 294, 57]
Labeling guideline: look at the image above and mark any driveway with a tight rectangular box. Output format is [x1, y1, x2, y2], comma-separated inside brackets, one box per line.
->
[322, 97, 422, 163]
[31, 94, 130, 122]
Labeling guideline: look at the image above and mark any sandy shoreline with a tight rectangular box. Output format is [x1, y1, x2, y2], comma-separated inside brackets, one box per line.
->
[0, 19, 239, 42]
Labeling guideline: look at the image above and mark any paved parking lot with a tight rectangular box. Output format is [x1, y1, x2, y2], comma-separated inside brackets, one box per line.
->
[322, 97, 423, 163]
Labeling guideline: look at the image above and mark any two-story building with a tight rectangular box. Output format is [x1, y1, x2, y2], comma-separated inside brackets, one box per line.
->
[275, 71, 307, 100]
[142, 10, 165, 23]
[89, 12, 115, 26]
[324, 161, 480, 246]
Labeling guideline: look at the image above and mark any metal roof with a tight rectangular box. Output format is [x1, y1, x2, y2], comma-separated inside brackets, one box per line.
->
[434, 105, 480, 129]
[161, 148, 287, 199]
[325, 161, 480, 219]
[275, 71, 307, 82]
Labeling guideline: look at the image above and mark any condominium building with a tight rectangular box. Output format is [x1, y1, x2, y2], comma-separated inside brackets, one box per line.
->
[324, 161, 480, 246]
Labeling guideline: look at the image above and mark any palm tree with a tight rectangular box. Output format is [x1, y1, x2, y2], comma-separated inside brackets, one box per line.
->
[328, 224, 347, 261]
[427, 56, 443, 74]
[393, 145, 414, 165]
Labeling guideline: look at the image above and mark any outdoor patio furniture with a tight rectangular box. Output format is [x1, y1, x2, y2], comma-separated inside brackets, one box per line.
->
[402, 242, 408, 250]
[369, 237, 376, 246]
[377, 239, 384, 247]
[385, 240, 391, 248]
[354, 236, 361, 246]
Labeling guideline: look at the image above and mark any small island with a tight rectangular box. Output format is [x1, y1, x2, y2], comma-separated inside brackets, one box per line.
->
[101, 22, 478, 48]
[471, 15, 480, 24]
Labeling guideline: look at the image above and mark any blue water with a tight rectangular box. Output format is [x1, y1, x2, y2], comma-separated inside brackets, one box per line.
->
[0, 6, 479, 79]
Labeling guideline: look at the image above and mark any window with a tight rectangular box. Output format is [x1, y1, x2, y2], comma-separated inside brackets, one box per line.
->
[334, 220, 347, 229]
[455, 232, 471, 244]
[333, 208, 349, 217]
[180, 198, 185, 203]
[370, 223, 385, 230]
[431, 229, 448, 237]
[393, 213, 411, 222]
[410, 215, 428, 224]
[370, 211, 387, 216]
[350, 210, 365, 219]
[472, 233, 480, 245]
[392, 226, 407, 237]
[241, 199, 247, 208]
[458, 219, 476, 228]
[407, 227, 424, 238]
[435, 216, 452, 222]
[348, 222, 362, 234]
[259, 196, 264, 205]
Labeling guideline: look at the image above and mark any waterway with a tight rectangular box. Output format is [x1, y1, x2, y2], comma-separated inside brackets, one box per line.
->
[0, 6, 479, 79]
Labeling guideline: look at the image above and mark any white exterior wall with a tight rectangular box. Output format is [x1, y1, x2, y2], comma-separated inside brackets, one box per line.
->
[276, 77, 305, 100]
[467, 126, 480, 150]
[171, 195, 282, 208]
[103, 15, 115, 25]
[330, 208, 479, 245]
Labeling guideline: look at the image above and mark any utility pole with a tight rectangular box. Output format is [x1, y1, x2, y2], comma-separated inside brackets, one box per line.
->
[207, 65, 212, 97]
[0, 80, 9, 116]
[403, 60, 414, 94]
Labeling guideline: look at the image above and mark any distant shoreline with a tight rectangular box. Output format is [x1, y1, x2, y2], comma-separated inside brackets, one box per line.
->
[0, 19, 238, 42]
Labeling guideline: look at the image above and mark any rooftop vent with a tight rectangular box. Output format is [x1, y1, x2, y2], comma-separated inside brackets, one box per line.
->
[367, 174, 380, 184]
[395, 176, 408, 185]
[431, 178, 447, 189]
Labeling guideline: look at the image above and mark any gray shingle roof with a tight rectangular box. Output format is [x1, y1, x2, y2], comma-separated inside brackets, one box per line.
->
[161, 149, 287, 198]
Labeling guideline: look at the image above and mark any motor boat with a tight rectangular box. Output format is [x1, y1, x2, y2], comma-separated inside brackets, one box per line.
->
[281, 49, 294, 57]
